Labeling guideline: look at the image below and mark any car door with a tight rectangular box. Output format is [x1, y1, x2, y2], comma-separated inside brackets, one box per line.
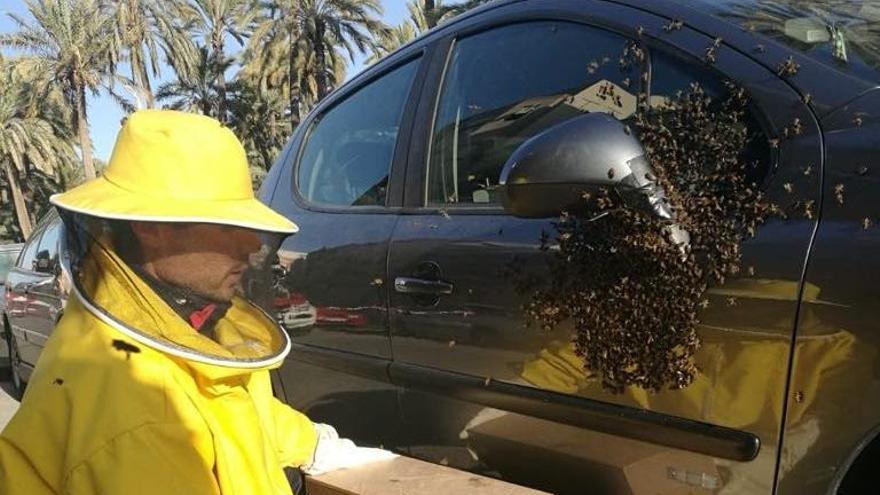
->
[6, 221, 48, 370]
[387, 2, 821, 494]
[25, 214, 64, 360]
[260, 53, 428, 451]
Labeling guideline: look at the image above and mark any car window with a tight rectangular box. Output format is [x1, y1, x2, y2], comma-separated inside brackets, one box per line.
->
[17, 230, 43, 272]
[649, 50, 772, 182]
[297, 59, 421, 207]
[0, 248, 20, 280]
[33, 219, 61, 275]
[427, 21, 642, 206]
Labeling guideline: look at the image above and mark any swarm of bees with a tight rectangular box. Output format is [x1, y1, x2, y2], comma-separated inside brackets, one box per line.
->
[519, 81, 776, 392]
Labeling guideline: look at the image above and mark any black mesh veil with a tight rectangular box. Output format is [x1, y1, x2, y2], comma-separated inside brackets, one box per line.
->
[57, 207, 291, 368]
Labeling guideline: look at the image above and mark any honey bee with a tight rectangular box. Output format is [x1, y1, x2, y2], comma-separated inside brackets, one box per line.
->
[777, 56, 800, 77]
[704, 46, 717, 64]
[663, 19, 684, 32]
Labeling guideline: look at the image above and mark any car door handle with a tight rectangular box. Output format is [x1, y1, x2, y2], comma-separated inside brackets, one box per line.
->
[394, 277, 454, 295]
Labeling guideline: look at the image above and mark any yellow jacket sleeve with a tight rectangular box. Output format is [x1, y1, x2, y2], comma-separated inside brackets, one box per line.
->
[270, 398, 318, 468]
[0, 437, 58, 495]
[64, 423, 221, 495]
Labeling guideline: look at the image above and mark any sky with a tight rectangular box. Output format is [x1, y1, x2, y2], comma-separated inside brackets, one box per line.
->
[0, 1, 410, 162]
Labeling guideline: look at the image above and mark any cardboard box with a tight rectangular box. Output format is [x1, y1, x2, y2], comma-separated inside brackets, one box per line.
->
[305, 455, 550, 495]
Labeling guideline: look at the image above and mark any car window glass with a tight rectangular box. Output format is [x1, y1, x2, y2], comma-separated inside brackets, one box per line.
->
[427, 21, 641, 206]
[0, 249, 19, 280]
[297, 59, 420, 207]
[649, 50, 772, 182]
[17, 230, 43, 272]
[34, 219, 61, 275]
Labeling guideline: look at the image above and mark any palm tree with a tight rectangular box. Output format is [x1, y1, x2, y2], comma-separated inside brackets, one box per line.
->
[0, 59, 76, 239]
[156, 46, 232, 117]
[183, 0, 258, 121]
[368, 0, 490, 64]
[368, 0, 442, 64]
[1, 0, 121, 181]
[297, 0, 385, 99]
[248, 0, 383, 126]
[367, 16, 418, 64]
[227, 76, 291, 177]
[106, 0, 197, 109]
[246, 2, 311, 128]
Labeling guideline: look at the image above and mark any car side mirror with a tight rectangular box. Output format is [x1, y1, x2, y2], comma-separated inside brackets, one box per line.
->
[499, 112, 665, 219]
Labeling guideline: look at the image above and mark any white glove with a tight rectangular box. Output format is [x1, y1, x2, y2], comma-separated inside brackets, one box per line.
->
[302, 423, 397, 476]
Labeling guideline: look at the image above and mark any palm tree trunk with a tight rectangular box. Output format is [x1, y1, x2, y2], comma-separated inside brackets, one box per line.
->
[425, 0, 438, 28]
[2, 160, 32, 239]
[315, 20, 329, 100]
[288, 35, 301, 128]
[76, 83, 97, 180]
[212, 28, 227, 122]
[131, 46, 154, 108]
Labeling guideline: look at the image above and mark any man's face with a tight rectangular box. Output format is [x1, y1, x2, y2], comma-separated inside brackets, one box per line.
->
[131, 222, 262, 302]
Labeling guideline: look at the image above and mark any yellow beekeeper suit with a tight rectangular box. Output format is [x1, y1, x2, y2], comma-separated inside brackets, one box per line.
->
[0, 110, 318, 494]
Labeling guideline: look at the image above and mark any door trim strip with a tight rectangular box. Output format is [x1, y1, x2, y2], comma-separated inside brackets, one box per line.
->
[291, 343, 761, 461]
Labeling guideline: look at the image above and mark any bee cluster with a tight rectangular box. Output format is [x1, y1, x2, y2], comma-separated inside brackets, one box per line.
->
[520, 83, 776, 392]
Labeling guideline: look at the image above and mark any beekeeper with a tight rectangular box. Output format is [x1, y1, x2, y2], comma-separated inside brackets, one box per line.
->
[0, 110, 391, 494]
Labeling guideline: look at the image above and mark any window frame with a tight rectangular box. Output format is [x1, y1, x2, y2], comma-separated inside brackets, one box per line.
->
[289, 51, 429, 215]
[407, 13, 779, 216]
[422, 19, 648, 211]
[32, 218, 61, 275]
[16, 225, 47, 273]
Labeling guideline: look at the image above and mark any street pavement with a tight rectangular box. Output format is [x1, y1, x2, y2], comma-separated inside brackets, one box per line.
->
[0, 378, 18, 430]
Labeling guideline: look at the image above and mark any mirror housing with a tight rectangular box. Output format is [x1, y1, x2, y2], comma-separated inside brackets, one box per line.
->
[499, 112, 662, 218]
[499, 112, 689, 248]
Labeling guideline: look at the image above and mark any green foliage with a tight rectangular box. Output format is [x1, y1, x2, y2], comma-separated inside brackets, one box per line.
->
[0, 0, 495, 241]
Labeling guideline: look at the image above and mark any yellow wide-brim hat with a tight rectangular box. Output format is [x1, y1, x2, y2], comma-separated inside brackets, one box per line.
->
[51, 109, 297, 233]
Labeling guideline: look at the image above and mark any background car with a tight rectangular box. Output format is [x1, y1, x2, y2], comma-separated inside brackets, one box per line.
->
[252, 1, 880, 494]
[0, 243, 24, 365]
[2, 211, 65, 399]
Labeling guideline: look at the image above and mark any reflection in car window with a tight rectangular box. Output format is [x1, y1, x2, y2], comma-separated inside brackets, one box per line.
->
[682, 0, 880, 84]
[17, 229, 43, 272]
[650, 51, 772, 183]
[34, 219, 61, 275]
[297, 59, 420, 207]
[427, 21, 641, 206]
[0, 248, 20, 280]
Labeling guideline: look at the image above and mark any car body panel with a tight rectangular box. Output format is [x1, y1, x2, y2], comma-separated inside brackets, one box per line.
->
[0, 243, 24, 360]
[777, 89, 880, 494]
[382, 1, 823, 493]
[4, 212, 65, 384]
